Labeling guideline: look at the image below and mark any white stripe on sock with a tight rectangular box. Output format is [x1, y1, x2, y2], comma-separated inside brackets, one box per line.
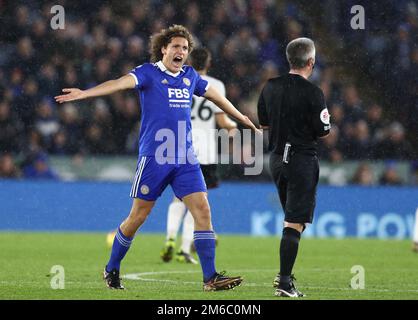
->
[116, 230, 132, 247]
[194, 236, 216, 240]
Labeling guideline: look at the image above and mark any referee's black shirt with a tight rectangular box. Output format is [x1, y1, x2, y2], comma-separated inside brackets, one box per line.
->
[257, 73, 331, 156]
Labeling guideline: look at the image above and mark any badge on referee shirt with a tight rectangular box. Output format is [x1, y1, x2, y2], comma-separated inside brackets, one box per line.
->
[320, 108, 330, 124]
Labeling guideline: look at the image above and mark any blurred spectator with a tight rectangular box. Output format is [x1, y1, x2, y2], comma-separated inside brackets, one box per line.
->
[0, 153, 21, 178]
[232, 27, 259, 64]
[366, 103, 387, 143]
[23, 128, 44, 156]
[211, 3, 233, 35]
[9, 36, 38, 75]
[93, 57, 112, 84]
[12, 77, 40, 128]
[9, 5, 31, 41]
[345, 120, 373, 159]
[49, 130, 73, 155]
[22, 152, 59, 180]
[184, 2, 200, 35]
[342, 84, 364, 123]
[406, 47, 418, 130]
[411, 161, 418, 185]
[351, 163, 375, 186]
[285, 18, 303, 42]
[89, 100, 115, 149]
[126, 36, 145, 63]
[256, 22, 283, 68]
[329, 104, 344, 129]
[62, 66, 80, 90]
[390, 24, 412, 82]
[125, 122, 140, 154]
[58, 103, 83, 155]
[83, 123, 114, 155]
[33, 98, 60, 149]
[31, 18, 48, 54]
[38, 63, 59, 97]
[0, 101, 23, 153]
[318, 127, 343, 163]
[8, 68, 24, 98]
[111, 95, 139, 153]
[374, 122, 415, 160]
[201, 25, 225, 60]
[379, 162, 403, 185]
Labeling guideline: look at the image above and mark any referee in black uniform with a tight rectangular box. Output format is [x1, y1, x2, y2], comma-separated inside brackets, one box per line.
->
[257, 37, 331, 297]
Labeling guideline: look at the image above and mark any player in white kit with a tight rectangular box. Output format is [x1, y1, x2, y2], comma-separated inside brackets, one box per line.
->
[161, 48, 237, 264]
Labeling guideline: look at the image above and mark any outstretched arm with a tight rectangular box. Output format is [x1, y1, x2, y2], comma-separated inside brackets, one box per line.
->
[215, 113, 237, 131]
[54, 74, 136, 104]
[204, 86, 261, 134]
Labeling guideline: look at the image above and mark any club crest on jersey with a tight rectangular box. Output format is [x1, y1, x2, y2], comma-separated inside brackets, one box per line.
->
[161, 79, 168, 85]
[140, 185, 149, 195]
[183, 78, 191, 86]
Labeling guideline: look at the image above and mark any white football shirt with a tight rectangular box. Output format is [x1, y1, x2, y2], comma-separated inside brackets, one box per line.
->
[191, 75, 225, 165]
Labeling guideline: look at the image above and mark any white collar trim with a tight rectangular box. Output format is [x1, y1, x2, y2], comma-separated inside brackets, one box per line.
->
[156, 61, 184, 77]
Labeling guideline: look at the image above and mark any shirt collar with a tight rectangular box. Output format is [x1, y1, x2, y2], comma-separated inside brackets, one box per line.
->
[156, 60, 185, 77]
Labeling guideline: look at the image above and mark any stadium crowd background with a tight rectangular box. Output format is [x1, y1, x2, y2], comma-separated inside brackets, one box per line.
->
[0, 0, 417, 185]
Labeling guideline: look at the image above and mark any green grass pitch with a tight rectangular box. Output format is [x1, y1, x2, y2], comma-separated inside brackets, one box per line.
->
[1, 232, 417, 300]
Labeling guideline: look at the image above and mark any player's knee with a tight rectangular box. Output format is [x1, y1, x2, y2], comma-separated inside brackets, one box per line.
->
[128, 205, 152, 223]
[194, 200, 211, 217]
[131, 208, 148, 221]
[192, 202, 211, 225]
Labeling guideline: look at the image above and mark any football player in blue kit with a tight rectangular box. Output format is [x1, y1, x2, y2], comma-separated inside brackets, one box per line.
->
[55, 25, 260, 292]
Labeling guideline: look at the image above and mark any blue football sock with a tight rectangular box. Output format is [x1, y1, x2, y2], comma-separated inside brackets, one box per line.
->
[106, 227, 133, 272]
[194, 230, 216, 282]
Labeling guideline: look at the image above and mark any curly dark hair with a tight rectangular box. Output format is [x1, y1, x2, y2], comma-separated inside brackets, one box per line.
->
[149, 25, 194, 63]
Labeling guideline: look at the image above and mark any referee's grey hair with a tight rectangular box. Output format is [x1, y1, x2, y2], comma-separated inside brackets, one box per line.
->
[286, 37, 316, 69]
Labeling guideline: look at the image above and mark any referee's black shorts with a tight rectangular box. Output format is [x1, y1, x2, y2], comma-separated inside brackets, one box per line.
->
[269, 152, 319, 224]
[200, 164, 219, 189]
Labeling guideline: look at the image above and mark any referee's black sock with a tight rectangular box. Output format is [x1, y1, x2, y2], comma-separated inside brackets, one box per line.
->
[279, 227, 301, 286]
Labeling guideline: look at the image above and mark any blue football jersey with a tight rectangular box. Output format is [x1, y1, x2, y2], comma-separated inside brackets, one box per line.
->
[129, 61, 209, 160]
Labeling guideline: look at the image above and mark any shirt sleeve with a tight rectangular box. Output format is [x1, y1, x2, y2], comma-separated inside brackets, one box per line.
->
[129, 65, 148, 90]
[257, 84, 269, 127]
[311, 87, 331, 137]
[193, 72, 209, 97]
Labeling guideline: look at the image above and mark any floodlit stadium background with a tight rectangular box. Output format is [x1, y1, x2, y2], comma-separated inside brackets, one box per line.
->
[0, 1, 417, 238]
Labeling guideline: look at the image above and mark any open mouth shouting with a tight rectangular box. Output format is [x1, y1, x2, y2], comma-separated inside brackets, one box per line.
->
[172, 55, 183, 70]
[162, 37, 189, 73]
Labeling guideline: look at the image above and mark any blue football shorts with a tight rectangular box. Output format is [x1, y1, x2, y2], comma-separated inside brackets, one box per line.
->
[129, 156, 207, 201]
